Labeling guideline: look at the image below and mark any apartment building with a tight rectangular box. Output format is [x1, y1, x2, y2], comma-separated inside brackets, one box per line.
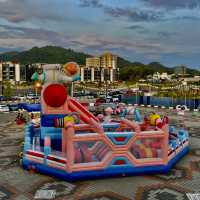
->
[80, 52, 118, 83]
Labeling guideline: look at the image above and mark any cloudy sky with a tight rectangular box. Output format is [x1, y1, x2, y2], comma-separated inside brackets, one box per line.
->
[0, 0, 200, 68]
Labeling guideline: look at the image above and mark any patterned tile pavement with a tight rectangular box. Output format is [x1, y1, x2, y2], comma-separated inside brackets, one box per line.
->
[0, 110, 199, 200]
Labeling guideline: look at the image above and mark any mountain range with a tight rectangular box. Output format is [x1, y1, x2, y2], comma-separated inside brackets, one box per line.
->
[0, 46, 199, 80]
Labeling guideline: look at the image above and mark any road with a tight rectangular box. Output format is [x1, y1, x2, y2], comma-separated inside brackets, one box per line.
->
[0, 109, 199, 200]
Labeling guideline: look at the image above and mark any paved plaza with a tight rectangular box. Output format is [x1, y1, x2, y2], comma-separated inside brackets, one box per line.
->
[0, 108, 199, 200]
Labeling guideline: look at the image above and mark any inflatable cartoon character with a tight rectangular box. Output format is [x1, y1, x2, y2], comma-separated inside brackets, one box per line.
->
[149, 113, 162, 126]
[176, 105, 187, 116]
[141, 112, 169, 130]
[103, 107, 113, 123]
[32, 65, 46, 83]
[31, 62, 80, 84]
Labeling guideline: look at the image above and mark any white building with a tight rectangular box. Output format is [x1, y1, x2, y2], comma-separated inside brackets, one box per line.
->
[0, 61, 21, 84]
[152, 72, 171, 82]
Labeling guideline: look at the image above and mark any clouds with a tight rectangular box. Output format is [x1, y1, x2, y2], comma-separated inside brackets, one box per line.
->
[0, 0, 63, 23]
[126, 25, 145, 30]
[0, 24, 164, 54]
[68, 33, 160, 53]
[79, 0, 102, 8]
[141, 0, 200, 10]
[104, 7, 162, 22]
[79, 0, 200, 23]
[0, 0, 199, 68]
[79, 0, 162, 22]
[0, 24, 71, 50]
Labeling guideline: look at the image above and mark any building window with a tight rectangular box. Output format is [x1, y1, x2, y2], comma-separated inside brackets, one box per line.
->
[84, 68, 91, 81]
[20, 65, 26, 81]
[94, 69, 100, 81]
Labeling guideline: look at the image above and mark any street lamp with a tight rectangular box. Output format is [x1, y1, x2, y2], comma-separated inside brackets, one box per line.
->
[34, 81, 42, 97]
[182, 81, 187, 106]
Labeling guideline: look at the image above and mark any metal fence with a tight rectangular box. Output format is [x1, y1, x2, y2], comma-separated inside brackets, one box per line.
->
[122, 96, 200, 109]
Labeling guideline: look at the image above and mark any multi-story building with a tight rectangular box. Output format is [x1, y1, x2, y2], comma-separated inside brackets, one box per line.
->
[0, 61, 39, 95]
[86, 57, 100, 68]
[100, 52, 117, 69]
[80, 52, 118, 83]
[0, 61, 35, 83]
[0, 61, 21, 84]
[0, 61, 22, 95]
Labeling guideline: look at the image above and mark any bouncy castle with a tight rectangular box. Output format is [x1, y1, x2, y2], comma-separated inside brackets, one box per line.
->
[22, 62, 189, 181]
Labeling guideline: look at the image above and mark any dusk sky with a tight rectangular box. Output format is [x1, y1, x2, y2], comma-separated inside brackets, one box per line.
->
[0, 0, 200, 68]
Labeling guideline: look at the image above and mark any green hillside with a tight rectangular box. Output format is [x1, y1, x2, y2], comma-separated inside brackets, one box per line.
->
[0, 46, 90, 65]
[0, 45, 199, 81]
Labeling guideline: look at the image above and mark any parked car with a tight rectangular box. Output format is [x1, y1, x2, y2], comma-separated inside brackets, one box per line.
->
[27, 94, 40, 100]
[7, 103, 19, 111]
[0, 104, 9, 112]
[17, 96, 27, 101]
[0, 96, 12, 101]
[0, 96, 6, 101]
[11, 96, 19, 101]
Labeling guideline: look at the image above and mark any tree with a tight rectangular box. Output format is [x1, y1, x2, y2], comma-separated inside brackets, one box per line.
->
[3, 81, 14, 99]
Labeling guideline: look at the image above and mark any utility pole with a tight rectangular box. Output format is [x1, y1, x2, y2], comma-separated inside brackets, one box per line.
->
[182, 81, 187, 106]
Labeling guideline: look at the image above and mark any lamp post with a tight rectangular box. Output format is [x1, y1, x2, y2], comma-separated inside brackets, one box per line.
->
[182, 81, 187, 106]
[34, 81, 42, 100]
[135, 82, 138, 104]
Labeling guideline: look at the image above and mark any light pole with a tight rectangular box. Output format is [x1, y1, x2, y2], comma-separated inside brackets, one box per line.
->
[193, 89, 195, 109]
[182, 81, 187, 106]
[135, 82, 138, 104]
[34, 81, 42, 99]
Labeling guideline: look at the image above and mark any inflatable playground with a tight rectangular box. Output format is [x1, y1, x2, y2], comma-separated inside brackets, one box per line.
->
[22, 62, 189, 181]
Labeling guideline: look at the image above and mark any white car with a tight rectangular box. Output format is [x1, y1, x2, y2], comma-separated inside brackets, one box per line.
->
[17, 96, 27, 101]
[0, 105, 9, 112]
[27, 94, 40, 100]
